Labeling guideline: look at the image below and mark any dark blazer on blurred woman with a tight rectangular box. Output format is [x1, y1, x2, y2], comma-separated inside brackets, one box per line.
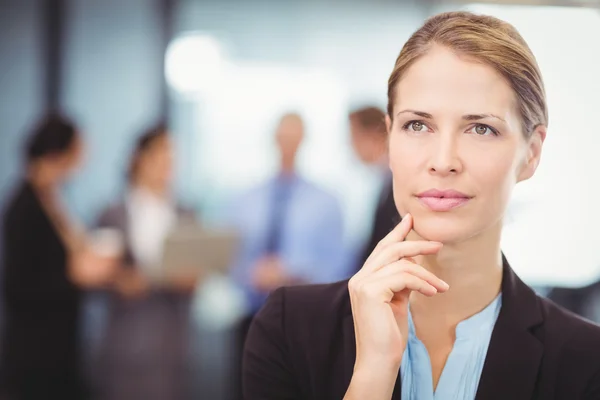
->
[1, 115, 116, 400]
[2, 181, 85, 398]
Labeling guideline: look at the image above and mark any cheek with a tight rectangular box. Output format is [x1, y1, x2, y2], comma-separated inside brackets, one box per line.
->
[388, 135, 425, 213]
[152, 160, 165, 176]
[388, 134, 426, 177]
[467, 146, 520, 209]
[353, 137, 369, 156]
[388, 135, 521, 209]
[163, 157, 174, 176]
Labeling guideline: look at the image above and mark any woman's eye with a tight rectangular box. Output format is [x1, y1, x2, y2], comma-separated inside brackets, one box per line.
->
[472, 124, 496, 136]
[408, 121, 425, 132]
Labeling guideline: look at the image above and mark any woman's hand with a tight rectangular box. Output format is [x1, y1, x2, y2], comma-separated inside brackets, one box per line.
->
[69, 248, 119, 288]
[344, 214, 449, 400]
[251, 256, 290, 292]
[114, 268, 149, 298]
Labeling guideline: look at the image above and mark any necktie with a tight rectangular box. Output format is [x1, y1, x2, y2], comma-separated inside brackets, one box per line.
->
[264, 177, 293, 255]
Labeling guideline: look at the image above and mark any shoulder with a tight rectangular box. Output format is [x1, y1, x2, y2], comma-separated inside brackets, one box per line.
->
[3, 182, 40, 226]
[244, 280, 351, 397]
[539, 295, 600, 356]
[296, 179, 340, 208]
[252, 279, 350, 340]
[234, 181, 271, 203]
[537, 294, 600, 395]
[245, 280, 350, 389]
[270, 279, 349, 317]
[100, 200, 125, 215]
[96, 199, 127, 227]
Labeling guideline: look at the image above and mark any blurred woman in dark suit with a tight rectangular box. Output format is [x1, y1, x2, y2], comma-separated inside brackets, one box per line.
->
[1, 114, 118, 400]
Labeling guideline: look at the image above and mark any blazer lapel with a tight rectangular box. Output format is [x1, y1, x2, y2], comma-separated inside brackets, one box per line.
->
[476, 258, 544, 400]
[342, 311, 403, 399]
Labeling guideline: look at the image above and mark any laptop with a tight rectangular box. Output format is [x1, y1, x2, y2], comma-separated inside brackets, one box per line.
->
[157, 223, 240, 282]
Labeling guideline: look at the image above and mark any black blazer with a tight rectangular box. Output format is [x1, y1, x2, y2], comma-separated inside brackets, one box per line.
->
[243, 259, 600, 399]
[1, 181, 82, 372]
[357, 178, 400, 271]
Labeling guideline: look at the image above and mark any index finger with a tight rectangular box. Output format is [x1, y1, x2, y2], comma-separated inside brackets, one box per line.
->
[369, 213, 413, 259]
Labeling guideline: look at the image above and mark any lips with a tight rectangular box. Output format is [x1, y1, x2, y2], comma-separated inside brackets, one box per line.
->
[416, 189, 472, 212]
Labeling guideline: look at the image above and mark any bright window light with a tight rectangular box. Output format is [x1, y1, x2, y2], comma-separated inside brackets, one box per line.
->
[464, 4, 600, 287]
[165, 33, 226, 96]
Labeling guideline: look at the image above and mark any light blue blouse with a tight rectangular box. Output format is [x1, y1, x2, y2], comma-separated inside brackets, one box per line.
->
[400, 294, 502, 399]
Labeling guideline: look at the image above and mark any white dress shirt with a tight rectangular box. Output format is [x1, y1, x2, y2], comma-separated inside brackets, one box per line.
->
[126, 187, 177, 278]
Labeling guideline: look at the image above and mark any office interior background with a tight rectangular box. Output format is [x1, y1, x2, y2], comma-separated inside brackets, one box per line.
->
[1, 0, 600, 398]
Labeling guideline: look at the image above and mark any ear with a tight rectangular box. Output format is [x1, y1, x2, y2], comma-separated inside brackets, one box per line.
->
[385, 114, 393, 171]
[385, 114, 392, 134]
[517, 125, 546, 182]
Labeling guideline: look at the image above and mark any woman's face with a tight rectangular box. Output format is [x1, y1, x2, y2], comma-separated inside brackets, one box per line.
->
[56, 134, 85, 181]
[387, 45, 544, 244]
[138, 134, 174, 188]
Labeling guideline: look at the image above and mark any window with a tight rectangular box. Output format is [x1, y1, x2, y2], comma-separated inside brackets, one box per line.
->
[464, 4, 600, 287]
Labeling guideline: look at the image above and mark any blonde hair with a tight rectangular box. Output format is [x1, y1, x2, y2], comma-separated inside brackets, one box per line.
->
[387, 11, 548, 137]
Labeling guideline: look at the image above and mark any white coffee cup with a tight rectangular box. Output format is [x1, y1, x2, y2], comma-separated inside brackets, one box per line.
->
[89, 228, 125, 258]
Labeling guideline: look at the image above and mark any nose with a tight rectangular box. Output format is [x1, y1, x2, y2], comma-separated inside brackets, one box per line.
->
[427, 133, 463, 176]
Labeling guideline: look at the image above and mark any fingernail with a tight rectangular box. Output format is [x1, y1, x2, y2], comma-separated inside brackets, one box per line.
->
[441, 281, 450, 289]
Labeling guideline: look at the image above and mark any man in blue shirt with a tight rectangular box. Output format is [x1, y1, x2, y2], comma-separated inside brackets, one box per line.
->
[229, 113, 346, 314]
[228, 113, 346, 399]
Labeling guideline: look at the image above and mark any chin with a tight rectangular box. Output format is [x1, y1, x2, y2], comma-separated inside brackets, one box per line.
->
[410, 212, 482, 244]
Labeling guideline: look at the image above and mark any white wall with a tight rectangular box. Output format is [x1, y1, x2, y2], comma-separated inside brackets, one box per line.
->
[449, 4, 600, 287]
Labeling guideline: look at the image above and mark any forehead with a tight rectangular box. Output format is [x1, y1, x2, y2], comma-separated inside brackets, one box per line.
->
[395, 45, 517, 120]
[277, 117, 304, 140]
[279, 116, 303, 131]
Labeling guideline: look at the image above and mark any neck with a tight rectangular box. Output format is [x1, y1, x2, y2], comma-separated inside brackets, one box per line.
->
[409, 221, 503, 323]
[133, 179, 168, 198]
[280, 157, 296, 175]
[27, 163, 59, 193]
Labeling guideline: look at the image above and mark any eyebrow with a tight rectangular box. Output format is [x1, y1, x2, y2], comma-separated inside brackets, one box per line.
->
[396, 109, 433, 119]
[463, 113, 506, 123]
[396, 109, 506, 123]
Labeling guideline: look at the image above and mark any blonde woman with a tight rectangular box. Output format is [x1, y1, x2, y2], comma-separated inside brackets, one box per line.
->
[243, 12, 600, 400]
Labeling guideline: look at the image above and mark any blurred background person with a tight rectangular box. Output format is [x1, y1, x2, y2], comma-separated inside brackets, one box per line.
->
[349, 106, 400, 272]
[228, 112, 347, 398]
[95, 124, 199, 400]
[1, 114, 118, 400]
[230, 113, 346, 312]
